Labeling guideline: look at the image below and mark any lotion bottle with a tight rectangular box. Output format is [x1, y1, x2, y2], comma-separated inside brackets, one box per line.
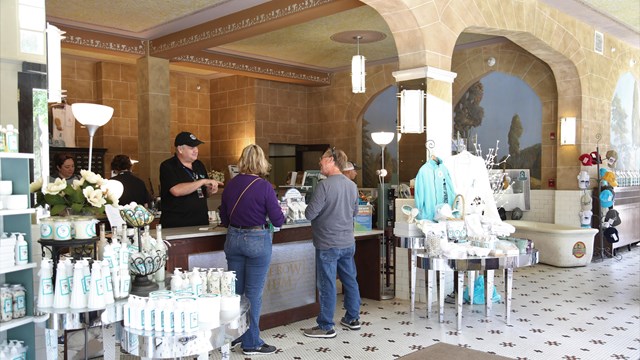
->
[14, 233, 28, 265]
[170, 268, 183, 291]
[37, 258, 54, 308]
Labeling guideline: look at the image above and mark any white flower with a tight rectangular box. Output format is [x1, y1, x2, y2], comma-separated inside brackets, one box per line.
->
[83, 186, 107, 208]
[29, 178, 43, 193]
[72, 178, 85, 190]
[42, 178, 67, 195]
[103, 187, 120, 205]
[80, 170, 103, 185]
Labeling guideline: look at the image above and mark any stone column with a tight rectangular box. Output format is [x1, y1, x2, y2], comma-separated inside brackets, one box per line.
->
[137, 56, 170, 197]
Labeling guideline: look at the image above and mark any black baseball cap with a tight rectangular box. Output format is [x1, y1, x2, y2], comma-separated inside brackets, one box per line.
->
[175, 132, 204, 147]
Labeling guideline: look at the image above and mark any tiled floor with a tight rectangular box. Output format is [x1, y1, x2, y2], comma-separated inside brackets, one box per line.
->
[115, 246, 639, 359]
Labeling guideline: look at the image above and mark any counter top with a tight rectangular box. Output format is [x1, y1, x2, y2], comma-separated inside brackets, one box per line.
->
[158, 223, 382, 241]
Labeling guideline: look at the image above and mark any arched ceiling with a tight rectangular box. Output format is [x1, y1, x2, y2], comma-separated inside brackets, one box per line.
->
[45, 0, 639, 85]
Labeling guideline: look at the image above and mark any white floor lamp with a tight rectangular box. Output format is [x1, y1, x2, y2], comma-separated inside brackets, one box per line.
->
[371, 131, 395, 299]
[71, 103, 114, 173]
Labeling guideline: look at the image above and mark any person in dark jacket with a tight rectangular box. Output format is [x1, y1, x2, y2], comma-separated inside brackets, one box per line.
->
[110, 154, 152, 206]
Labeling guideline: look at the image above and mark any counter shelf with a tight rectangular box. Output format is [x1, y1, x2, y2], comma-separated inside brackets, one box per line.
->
[416, 250, 539, 331]
[121, 297, 250, 359]
[36, 299, 127, 360]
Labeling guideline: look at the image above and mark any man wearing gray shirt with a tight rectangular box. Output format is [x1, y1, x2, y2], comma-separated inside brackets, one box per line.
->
[303, 147, 361, 338]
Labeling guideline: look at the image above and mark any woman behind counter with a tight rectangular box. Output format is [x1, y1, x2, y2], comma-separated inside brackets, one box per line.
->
[50, 153, 80, 184]
[219, 144, 285, 355]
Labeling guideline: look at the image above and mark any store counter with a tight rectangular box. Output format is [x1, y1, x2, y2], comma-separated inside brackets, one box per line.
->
[160, 224, 382, 329]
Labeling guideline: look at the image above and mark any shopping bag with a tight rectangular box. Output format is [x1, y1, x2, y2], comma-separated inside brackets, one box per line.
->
[463, 275, 502, 304]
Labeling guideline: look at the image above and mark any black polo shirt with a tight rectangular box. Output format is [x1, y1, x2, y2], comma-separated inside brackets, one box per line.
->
[159, 155, 209, 228]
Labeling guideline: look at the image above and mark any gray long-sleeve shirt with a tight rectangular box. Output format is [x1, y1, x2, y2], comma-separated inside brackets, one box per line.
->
[305, 174, 359, 250]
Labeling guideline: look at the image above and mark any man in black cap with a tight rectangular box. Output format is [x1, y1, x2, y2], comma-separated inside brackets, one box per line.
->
[159, 132, 222, 228]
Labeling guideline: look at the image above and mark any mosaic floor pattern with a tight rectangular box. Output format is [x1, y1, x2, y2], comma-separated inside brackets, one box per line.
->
[117, 246, 640, 360]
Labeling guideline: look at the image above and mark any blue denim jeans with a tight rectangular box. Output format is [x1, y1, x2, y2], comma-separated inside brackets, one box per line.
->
[315, 245, 361, 330]
[224, 226, 272, 349]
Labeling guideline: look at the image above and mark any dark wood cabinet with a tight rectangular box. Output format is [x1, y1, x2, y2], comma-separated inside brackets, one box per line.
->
[50, 146, 107, 178]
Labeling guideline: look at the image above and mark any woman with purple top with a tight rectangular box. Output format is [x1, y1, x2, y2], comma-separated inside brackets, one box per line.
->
[219, 144, 285, 356]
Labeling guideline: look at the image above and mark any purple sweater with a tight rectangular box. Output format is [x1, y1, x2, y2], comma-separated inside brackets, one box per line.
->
[219, 174, 285, 228]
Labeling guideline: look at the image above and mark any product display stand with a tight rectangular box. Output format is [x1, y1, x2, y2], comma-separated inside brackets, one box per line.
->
[37, 237, 98, 283]
[592, 142, 606, 262]
[37, 299, 127, 360]
[121, 296, 250, 359]
[129, 226, 165, 296]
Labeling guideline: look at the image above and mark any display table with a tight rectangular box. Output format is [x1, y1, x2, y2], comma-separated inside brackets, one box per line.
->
[36, 299, 127, 360]
[121, 297, 250, 359]
[396, 236, 426, 312]
[416, 250, 539, 331]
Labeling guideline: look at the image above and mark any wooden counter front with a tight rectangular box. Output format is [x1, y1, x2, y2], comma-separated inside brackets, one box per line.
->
[162, 225, 383, 329]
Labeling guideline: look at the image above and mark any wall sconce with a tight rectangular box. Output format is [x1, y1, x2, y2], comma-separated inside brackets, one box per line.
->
[351, 35, 366, 93]
[46, 23, 65, 103]
[560, 117, 576, 145]
[399, 89, 425, 133]
[71, 103, 114, 172]
[487, 57, 496, 67]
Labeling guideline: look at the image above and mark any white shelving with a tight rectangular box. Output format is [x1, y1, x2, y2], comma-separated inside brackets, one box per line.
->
[0, 262, 37, 275]
[0, 153, 36, 359]
[0, 316, 34, 332]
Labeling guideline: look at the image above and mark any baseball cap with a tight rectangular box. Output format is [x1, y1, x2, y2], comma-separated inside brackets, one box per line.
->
[604, 227, 619, 243]
[580, 193, 592, 210]
[578, 154, 593, 166]
[602, 171, 618, 187]
[599, 189, 614, 208]
[343, 162, 361, 171]
[175, 132, 204, 147]
[604, 209, 621, 226]
[590, 151, 602, 164]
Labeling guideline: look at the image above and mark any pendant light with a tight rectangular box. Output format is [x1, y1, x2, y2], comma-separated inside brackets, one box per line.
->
[351, 35, 366, 93]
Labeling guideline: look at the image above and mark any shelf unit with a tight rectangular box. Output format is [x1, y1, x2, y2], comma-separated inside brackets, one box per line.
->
[0, 153, 35, 359]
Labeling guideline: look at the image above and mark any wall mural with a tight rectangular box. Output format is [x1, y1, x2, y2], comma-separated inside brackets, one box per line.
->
[454, 72, 542, 188]
[611, 72, 640, 171]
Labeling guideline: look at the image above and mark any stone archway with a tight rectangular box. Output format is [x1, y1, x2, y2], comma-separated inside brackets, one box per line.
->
[361, 0, 588, 189]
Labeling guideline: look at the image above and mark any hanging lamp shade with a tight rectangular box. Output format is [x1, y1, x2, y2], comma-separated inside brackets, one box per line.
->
[352, 54, 366, 93]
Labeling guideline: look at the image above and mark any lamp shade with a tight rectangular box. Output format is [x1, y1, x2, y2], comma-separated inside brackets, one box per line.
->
[560, 117, 576, 145]
[71, 103, 114, 127]
[351, 54, 366, 93]
[371, 131, 394, 146]
[400, 89, 425, 133]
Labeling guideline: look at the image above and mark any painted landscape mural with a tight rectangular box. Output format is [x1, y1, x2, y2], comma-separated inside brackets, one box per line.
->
[454, 72, 542, 188]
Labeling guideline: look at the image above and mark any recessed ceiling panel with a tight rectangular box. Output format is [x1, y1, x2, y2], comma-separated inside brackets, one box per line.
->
[216, 6, 397, 70]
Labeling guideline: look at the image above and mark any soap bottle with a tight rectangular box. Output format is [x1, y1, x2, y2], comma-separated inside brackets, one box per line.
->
[170, 268, 183, 291]
[14, 233, 28, 265]
[190, 268, 203, 296]
[37, 259, 54, 308]
[0, 126, 6, 152]
[102, 239, 114, 270]
[69, 261, 87, 309]
[111, 226, 121, 267]
[4, 125, 18, 153]
[119, 263, 131, 298]
[153, 224, 166, 283]
[53, 260, 70, 308]
[87, 261, 105, 309]
[101, 260, 115, 304]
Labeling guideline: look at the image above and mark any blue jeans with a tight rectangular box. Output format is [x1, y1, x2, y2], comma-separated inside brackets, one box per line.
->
[315, 245, 361, 330]
[224, 227, 272, 349]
